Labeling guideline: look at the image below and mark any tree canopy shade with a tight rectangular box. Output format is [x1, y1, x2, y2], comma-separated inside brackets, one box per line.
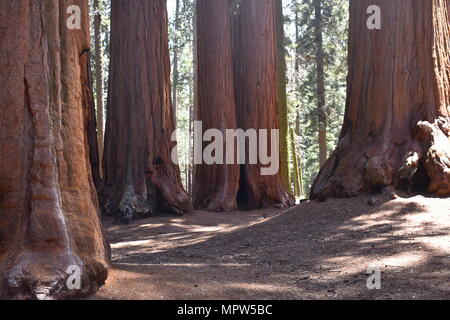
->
[0, 0, 109, 299]
[311, 0, 450, 200]
[103, 0, 193, 221]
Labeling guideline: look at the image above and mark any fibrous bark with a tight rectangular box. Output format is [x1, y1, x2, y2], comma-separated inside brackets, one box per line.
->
[193, 0, 240, 211]
[311, 0, 450, 199]
[194, 0, 294, 210]
[233, 0, 294, 209]
[0, 0, 109, 299]
[103, 0, 192, 221]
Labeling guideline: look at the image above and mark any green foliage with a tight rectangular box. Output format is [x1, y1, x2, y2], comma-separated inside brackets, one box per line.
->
[168, 0, 195, 190]
[89, 0, 348, 197]
[89, 0, 111, 126]
[285, 0, 349, 195]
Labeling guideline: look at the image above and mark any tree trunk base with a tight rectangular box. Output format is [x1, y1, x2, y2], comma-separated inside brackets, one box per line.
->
[417, 119, 450, 195]
[195, 193, 238, 212]
[105, 177, 193, 225]
[2, 249, 108, 300]
[311, 119, 450, 200]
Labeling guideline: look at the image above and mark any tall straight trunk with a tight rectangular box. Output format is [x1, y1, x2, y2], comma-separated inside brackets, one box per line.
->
[85, 31, 102, 190]
[290, 128, 301, 199]
[192, 0, 198, 198]
[275, 0, 291, 194]
[233, 0, 294, 209]
[103, 0, 192, 221]
[314, 0, 327, 167]
[0, 0, 109, 299]
[172, 0, 180, 122]
[294, 0, 302, 192]
[188, 79, 193, 195]
[311, 0, 450, 200]
[94, 0, 104, 178]
[193, 0, 240, 211]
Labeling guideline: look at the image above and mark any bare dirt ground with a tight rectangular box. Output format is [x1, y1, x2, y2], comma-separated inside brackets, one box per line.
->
[95, 194, 450, 300]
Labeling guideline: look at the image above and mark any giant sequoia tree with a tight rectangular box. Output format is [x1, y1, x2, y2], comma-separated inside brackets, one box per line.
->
[193, 0, 240, 211]
[0, 0, 109, 299]
[311, 0, 450, 199]
[193, 0, 293, 210]
[103, 0, 192, 220]
[233, 0, 294, 208]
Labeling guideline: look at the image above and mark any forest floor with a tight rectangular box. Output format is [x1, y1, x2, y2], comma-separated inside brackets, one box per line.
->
[94, 194, 450, 300]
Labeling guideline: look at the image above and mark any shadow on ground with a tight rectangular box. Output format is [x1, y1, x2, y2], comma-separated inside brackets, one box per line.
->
[95, 195, 450, 300]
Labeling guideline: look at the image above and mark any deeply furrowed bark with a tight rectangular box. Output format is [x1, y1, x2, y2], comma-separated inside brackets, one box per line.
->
[0, 0, 109, 299]
[311, 0, 450, 200]
[193, 0, 240, 211]
[103, 0, 192, 221]
[233, 0, 294, 209]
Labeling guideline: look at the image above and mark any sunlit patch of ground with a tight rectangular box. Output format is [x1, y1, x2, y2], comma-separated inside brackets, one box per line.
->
[95, 195, 450, 300]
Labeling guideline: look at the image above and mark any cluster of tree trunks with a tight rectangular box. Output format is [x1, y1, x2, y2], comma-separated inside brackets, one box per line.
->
[0, 0, 109, 299]
[311, 0, 450, 200]
[1, 0, 449, 301]
[102, 0, 192, 221]
[193, 0, 294, 211]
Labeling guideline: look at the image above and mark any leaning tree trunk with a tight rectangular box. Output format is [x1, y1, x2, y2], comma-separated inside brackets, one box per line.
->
[0, 0, 109, 299]
[193, 0, 240, 211]
[103, 0, 192, 221]
[311, 0, 450, 200]
[233, 0, 294, 209]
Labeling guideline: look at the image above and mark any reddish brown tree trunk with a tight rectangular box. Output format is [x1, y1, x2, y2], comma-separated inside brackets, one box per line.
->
[311, 0, 450, 200]
[193, 0, 240, 211]
[103, 0, 192, 221]
[0, 0, 109, 299]
[233, 0, 294, 209]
